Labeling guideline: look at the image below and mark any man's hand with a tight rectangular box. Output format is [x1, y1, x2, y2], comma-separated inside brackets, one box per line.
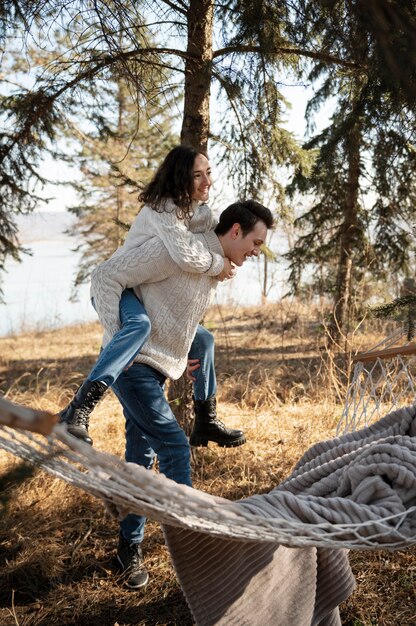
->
[187, 358, 200, 382]
[217, 257, 236, 281]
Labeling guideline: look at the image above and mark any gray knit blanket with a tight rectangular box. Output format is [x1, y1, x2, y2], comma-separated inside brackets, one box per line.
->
[164, 404, 416, 625]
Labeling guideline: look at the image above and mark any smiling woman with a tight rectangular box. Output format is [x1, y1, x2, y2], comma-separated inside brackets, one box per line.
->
[191, 153, 212, 203]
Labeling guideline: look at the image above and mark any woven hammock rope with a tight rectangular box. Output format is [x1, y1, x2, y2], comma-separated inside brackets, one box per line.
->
[338, 330, 416, 435]
[1, 332, 416, 554]
[338, 354, 416, 435]
[1, 413, 415, 552]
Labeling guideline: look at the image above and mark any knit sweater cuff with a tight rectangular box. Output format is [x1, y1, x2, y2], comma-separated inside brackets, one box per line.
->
[198, 231, 224, 276]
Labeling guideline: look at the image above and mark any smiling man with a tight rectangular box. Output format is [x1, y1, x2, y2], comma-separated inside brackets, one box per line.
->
[91, 198, 274, 589]
[215, 200, 269, 265]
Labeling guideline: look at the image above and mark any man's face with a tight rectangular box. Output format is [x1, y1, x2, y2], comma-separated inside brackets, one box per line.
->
[226, 220, 267, 266]
[191, 153, 212, 203]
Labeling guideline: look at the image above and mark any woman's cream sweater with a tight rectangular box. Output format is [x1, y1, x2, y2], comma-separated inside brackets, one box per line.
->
[90, 199, 224, 379]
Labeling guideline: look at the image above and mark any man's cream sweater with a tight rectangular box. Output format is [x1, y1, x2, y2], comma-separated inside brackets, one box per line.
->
[90, 200, 224, 379]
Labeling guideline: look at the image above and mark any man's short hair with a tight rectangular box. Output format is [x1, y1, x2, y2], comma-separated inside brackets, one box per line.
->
[215, 200, 274, 236]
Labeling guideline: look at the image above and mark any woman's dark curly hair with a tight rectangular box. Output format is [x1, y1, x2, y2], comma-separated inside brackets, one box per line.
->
[139, 145, 206, 220]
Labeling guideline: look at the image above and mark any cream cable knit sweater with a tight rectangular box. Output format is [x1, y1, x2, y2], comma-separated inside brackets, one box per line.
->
[119, 199, 222, 272]
[90, 200, 224, 380]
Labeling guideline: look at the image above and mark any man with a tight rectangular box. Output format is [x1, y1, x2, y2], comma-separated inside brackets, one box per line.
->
[94, 200, 274, 588]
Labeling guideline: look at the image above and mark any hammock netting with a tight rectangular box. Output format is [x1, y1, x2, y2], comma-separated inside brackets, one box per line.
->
[338, 329, 416, 434]
[2, 327, 416, 554]
[1, 398, 415, 552]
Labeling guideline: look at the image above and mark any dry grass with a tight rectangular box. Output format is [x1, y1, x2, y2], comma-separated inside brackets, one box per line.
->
[0, 302, 415, 625]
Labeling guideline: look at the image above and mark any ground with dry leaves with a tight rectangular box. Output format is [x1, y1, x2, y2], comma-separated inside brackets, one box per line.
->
[0, 302, 415, 625]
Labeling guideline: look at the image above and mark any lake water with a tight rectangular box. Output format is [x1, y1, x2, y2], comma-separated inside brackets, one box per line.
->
[0, 239, 97, 336]
[0, 212, 285, 337]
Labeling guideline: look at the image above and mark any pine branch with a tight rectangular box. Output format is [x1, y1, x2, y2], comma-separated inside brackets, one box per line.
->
[370, 295, 416, 340]
[213, 44, 362, 70]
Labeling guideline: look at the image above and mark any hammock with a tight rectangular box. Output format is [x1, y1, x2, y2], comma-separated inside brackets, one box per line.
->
[0, 395, 415, 552]
[1, 393, 416, 624]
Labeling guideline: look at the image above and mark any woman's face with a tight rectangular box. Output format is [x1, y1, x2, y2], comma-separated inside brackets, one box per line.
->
[191, 153, 212, 202]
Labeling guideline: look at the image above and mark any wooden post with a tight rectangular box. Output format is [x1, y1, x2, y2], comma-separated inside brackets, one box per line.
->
[0, 396, 57, 435]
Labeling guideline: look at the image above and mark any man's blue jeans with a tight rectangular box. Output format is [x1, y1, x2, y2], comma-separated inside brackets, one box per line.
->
[89, 289, 216, 400]
[188, 325, 217, 401]
[111, 364, 192, 544]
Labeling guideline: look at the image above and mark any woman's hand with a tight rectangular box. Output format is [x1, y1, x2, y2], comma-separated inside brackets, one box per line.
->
[217, 257, 236, 281]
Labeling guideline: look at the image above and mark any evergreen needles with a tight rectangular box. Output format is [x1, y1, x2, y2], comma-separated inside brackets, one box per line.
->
[369, 295, 416, 341]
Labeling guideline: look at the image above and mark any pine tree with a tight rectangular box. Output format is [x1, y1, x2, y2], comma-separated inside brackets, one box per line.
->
[3, 0, 416, 287]
[285, 0, 416, 344]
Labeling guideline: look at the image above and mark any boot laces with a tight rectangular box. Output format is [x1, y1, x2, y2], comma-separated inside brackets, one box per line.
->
[73, 406, 92, 427]
[211, 417, 238, 435]
[75, 387, 105, 421]
[85, 386, 105, 404]
[127, 543, 142, 569]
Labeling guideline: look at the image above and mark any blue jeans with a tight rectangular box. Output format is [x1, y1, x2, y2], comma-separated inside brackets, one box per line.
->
[90, 290, 216, 400]
[89, 290, 151, 387]
[111, 364, 192, 544]
[189, 325, 217, 401]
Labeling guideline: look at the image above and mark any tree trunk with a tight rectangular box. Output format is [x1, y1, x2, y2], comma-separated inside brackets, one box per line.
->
[181, 0, 214, 152]
[329, 120, 361, 345]
[171, 2, 214, 422]
[167, 376, 195, 437]
[115, 80, 127, 247]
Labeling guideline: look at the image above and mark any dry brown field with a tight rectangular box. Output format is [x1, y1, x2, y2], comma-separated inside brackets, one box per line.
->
[0, 302, 415, 626]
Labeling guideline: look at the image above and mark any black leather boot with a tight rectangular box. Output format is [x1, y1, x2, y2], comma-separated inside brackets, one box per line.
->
[59, 379, 107, 445]
[117, 533, 149, 589]
[190, 395, 246, 448]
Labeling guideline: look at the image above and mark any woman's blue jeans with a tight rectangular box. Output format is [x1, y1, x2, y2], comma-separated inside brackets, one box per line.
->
[89, 289, 217, 400]
[89, 290, 151, 387]
[111, 364, 192, 544]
